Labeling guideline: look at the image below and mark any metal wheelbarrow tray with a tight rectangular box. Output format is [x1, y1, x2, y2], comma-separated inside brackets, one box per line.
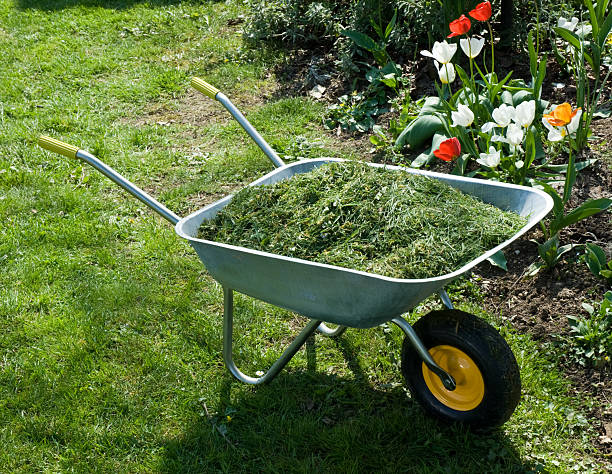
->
[39, 78, 553, 430]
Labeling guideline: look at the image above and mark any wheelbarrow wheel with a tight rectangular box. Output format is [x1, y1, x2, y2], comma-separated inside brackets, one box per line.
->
[401, 309, 521, 430]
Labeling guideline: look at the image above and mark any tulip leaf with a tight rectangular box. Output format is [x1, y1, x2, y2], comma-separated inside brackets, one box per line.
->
[523, 130, 536, 182]
[534, 131, 546, 159]
[395, 97, 445, 149]
[585, 0, 600, 40]
[528, 30, 537, 78]
[537, 235, 560, 265]
[384, 10, 397, 40]
[534, 54, 547, 100]
[585, 243, 606, 276]
[598, 9, 612, 46]
[501, 90, 513, 105]
[511, 90, 532, 105]
[537, 235, 579, 268]
[341, 30, 379, 52]
[554, 27, 595, 69]
[455, 64, 471, 88]
[486, 250, 507, 271]
[534, 180, 563, 216]
[490, 71, 513, 99]
[557, 198, 612, 231]
[410, 133, 447, 168]
[419, 96, 444, 114]
[543, 159, 597, 173]
[395, 115, 444, 149]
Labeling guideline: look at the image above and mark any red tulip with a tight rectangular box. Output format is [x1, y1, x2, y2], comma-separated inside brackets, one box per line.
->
[434, 137, 461, 162]
[447, 15, 471, 38]
[469, 1, 492, 21]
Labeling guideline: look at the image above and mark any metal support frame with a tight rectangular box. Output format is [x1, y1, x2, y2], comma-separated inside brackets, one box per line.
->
[316, 323, 347, 337]
[439, 288, 454, 309]
[221, 285, 454, 389]
[223, 287, 322, 384]
[392, 316, 456, 391]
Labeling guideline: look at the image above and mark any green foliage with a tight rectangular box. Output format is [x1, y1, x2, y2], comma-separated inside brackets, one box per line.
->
[566, 292, 612, 367]
[243, 0, 477, 62]
[326, 13, 405, 134]
[324, 62, 403, 133]
[243, 0, 341, 46]
[395, 97, 445, 151]
[325, 89, 388, 133]
[527, 235, 581, 275]
[342, 9, 396, 67]
[534, 154, 611, 273]
[583, 242, 612, 283]
[532, 153, 611, 273]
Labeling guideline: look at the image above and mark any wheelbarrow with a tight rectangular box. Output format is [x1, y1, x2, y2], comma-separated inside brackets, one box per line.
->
[38, 78, 553, 430]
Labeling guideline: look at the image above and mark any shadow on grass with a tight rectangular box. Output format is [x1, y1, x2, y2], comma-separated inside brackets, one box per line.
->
[16, 0, 220, 11]
[160, 336, 535, 473]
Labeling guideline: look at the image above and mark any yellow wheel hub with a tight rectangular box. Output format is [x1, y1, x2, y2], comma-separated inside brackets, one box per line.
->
[422, 345, 484, 411]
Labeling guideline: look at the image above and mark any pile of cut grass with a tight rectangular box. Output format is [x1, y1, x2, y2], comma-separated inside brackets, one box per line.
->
[198, 162, 526, 278]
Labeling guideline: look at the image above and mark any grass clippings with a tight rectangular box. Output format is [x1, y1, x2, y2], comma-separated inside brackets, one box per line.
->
[198, 161, 527, 278]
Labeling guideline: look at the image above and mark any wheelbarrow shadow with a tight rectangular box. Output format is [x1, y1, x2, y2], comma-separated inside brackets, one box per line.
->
[159, 335, 537, 473]
[16, 0, 221, 11]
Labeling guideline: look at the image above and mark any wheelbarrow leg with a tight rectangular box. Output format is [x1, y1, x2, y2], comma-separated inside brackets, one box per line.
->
[222, 287, 322, 385]
[439, 288, 454, 309]
[316, 323, 347, 337]
[392, 316, 456, 391]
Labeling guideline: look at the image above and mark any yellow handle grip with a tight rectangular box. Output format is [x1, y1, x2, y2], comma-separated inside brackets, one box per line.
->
[191, 77, 220, 100]
[38, 136, 80, 159]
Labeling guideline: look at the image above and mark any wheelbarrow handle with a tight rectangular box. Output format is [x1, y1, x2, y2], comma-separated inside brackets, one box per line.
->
[191, 77, 220, 100]
[190, 77, 285, 169]
[38, 136, 80, 159]
[38, 136, 181, 225]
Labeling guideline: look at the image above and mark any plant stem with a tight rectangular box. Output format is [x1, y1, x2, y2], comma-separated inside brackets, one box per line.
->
[487, 21, 495, 77]
[563, 127, 575, 204]
[469, 42, 474, 84]
[444, 64, 453, 97]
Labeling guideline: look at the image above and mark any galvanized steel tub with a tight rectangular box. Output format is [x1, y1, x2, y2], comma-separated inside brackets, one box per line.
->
[176, 158, 552, 328]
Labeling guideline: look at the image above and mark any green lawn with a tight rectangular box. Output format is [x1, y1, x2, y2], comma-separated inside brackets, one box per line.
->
[0, 0, 608, 471]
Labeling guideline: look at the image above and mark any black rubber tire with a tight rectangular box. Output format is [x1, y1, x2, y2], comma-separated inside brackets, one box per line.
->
[401, 309, 521, 430]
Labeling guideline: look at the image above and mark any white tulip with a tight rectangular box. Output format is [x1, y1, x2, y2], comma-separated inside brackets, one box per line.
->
[575, 24, 592, 38]
[421, 41, 457, 65]
[567, 108, 582, 134]
[434, 61, 456, 84]
[482, 104, 515, 133]
[506, 123, 524, 146]
[477, 146, 501, 168]
[451, 104, 474, 127]
[513, 100, 535, 128]
[515, 160, 524, 169]
[492, 104, 515, 127]
[460, 37, 485, 59]
[557, 17, 579, 32]
[544, 125, 564, 142]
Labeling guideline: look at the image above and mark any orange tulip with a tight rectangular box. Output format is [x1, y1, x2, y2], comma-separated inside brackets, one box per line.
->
[543, 103, 581, 127]
[434, 137, 461, 161]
